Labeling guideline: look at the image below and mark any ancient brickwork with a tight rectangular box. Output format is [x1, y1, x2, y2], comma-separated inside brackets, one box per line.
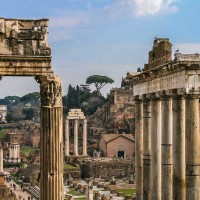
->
[144, 38, 172, 71]
[81, 160, 132, 179]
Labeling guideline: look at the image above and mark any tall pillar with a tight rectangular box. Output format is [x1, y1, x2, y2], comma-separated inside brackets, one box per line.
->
[82, 119, 87, 156]
[161, 96, 172, 200]
[172, 96, 186, 200]
[65, 119, 70, 156]
[135, 97, 143, 200]
[74, 119, 79, 156]
[143, 98, 151, 200]
[185, 95, 200, 199]
[150, 96, 161, 200]
[0, 149, 3, 172]
[37, 75, 63, 200]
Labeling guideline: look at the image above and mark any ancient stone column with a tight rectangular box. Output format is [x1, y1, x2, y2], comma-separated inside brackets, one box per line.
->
[150, 96, 161, 200]
[0, 149, 3, 172]
[82, 119, 87, 156]
[135, 97, 143, 200]
[185, 95, 200, 199]
[37, 75, 63, 200]
[172, 96, 186, 200]
[143, 98, 151, 200]
[74, 119, 79, 156]
[161, 95, 172, 200]
[88, 180, 93, 200]
[65, 119, 70, 156]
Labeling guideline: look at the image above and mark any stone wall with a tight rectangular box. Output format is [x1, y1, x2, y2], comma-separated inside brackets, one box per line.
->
[80, 160, 132, 179]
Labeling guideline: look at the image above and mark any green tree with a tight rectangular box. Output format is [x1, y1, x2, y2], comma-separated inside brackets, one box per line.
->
[86, 75, 114, 96]
[20, 92, 40, 106]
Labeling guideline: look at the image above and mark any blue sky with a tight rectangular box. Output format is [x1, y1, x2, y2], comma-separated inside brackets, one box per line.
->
[0, 0, 200, 97]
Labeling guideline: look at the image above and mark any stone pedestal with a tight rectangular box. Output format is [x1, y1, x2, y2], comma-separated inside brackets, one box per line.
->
[161, 96, 172, 200]
[150, 98, 161, 200]
[186, 96, 200, 200]
[173, 96, 186, 200]
[38, 75, 63, 200]
[135, 99, 143, 200]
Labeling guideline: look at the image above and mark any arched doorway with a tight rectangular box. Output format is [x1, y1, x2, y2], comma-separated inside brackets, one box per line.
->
[0, 18, 63, 200]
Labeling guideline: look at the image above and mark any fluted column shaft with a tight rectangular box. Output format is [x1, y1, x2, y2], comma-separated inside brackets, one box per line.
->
[82, 119, 87, 156]
[143, 99, 151, 200]
[135, 98, 143, 200]
[172, 96, 186, 200]
[0, 149, 3, 172]
[185, 96, 200, 199]
[38, 75, 64, 200]
[74, 119, 79, 156]
[150, 98, 161, 200]
[161, 96, 172, 200]
[65, 119, 70, 156]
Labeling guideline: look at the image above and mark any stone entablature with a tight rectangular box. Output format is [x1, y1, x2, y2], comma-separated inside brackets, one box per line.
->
[67, 109, 85, 119]
[126, 55, 200, 97]
[0, 18, 51, 56]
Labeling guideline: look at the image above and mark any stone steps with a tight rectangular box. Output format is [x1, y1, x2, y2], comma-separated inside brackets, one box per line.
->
[29, 186, 40, 199]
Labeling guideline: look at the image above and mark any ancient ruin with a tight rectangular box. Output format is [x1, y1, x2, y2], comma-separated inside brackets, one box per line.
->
[0, 18, 63, 200]
[8, 143, 20, 163]
[126, 38, 200, 199]
[65, 109, 87, 156]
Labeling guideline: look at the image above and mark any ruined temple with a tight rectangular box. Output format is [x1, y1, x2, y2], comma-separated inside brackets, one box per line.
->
[0, 17, 63, 200]
[126, 38, 200, 200]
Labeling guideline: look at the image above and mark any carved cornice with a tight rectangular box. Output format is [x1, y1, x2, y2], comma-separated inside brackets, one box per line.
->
[126, 61, 200, 85]
[35, 75, 62, 108]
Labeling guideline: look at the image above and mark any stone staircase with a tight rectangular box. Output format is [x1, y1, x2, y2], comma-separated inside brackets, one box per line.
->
[29, 186, 40, 199]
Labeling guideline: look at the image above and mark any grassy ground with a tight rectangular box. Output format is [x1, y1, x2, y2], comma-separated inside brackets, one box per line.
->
[65, 189, 86, 199]
[20, 147, 39, 156]
[64, 163, 78, 170]
[116, 189, 135, 196]
[0, 130, 5, 139]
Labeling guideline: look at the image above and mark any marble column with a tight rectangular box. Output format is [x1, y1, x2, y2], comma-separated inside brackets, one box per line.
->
[161, 96, 172, 200]
[172, 96, 186, 200]
[82, 119, 87, 156]
[185, 95, 200, 199]
[37, 75, 64, 200]
[150, 97, 161, 200]
[65, 119, 70, 156]
[0, 149, 3, 172]
[74, 119, 79, 156]
[135, 97, 143, 200]
[143, 98, 151, 200]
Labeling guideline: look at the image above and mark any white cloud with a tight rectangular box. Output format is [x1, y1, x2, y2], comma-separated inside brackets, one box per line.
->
[128, 0, 179, 16]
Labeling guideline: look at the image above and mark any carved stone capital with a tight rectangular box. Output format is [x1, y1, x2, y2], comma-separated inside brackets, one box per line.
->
[35, 75, 62, 107]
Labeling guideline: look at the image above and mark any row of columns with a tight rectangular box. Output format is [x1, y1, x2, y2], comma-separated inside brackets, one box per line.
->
[65, 119, 87, 156]
[9, 144, 20, 163]
[135, 93, 200, 200]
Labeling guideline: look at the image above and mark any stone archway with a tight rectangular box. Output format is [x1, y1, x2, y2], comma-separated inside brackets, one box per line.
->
[0, 18, 63, 200]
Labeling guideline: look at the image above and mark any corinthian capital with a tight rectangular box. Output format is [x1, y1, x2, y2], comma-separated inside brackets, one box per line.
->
[35, 75, 62, 107]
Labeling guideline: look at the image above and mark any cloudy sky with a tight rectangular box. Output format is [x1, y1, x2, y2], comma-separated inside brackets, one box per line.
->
[0, 0, 200, 98]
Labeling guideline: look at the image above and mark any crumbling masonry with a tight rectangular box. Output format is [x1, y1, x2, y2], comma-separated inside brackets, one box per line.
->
[126, 38, 200, 200]
[0, 17, 63, 200]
